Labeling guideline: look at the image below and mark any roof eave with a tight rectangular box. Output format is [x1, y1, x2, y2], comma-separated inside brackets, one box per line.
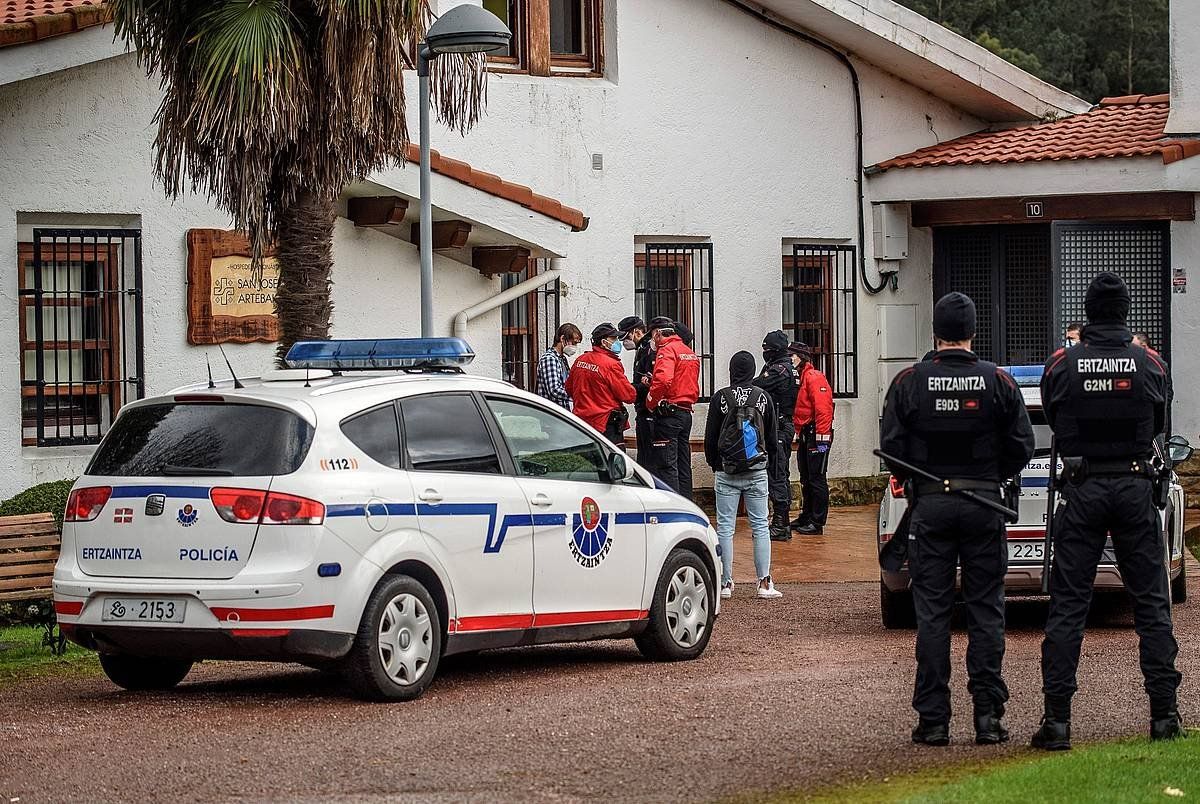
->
[741, 0, 1089, 122]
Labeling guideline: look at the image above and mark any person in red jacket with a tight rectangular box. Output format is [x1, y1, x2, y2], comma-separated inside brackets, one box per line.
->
[565, 323, 637, 448]
[645, 318, 702, 499]
[789, 341, 835, 535]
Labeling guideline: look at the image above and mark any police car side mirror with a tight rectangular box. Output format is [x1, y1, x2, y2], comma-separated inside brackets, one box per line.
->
[608, 451, 635, 483]
[1167, 435, 1194, 467]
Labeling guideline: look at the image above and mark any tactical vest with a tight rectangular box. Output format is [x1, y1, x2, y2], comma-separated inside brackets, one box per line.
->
[1054, 344, 1158, 459]
[908, 358, 1000, 480]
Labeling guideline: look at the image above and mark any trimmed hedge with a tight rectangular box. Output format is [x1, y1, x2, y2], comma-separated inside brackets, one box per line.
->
[0, 479, 76, 529]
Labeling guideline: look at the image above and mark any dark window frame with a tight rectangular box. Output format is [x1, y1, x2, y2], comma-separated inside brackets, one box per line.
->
[19, 229, 144, 447]
[501, 259, 560, 392]
[485, 0, 604, 77]
[634, 242, 716, 399]
[781, 244, 858, 398]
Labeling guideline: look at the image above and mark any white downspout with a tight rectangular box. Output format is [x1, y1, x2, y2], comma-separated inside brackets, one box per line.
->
[453, 261, 563, 341]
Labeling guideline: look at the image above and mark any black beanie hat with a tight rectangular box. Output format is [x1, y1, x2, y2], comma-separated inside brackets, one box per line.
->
[762, 330, 789, 354]
[932, 292, 977, 341]
[729, 350, 757, 385]
[1085, 272, 1131, 324]
[617, 316, 645, 335]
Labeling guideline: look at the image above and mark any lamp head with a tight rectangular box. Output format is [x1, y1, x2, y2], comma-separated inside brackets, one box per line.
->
[426, 4, 512, 54]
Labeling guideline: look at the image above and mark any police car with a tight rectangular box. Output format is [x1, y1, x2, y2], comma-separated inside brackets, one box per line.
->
[877, 365, 1191, 629]
[53, 339, 719, 700]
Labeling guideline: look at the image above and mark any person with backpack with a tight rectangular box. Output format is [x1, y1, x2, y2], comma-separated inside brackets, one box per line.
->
[704, 351, 783, 600]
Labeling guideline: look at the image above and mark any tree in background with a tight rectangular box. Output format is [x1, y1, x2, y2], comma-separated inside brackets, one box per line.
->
[899, 0, 1168, 102]
[113, 0, 488, 363]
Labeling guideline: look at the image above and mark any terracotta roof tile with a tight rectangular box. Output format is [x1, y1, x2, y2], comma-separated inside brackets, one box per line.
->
[871, 95, 1197, 173]
[0, 0, 110, 48]
[403, 142, 586, 231]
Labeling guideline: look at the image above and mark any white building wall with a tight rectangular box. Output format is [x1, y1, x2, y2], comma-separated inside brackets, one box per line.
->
[0, 0, 988, 496]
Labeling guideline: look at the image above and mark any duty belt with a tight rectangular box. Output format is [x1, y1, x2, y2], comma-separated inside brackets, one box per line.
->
[913, 478, 1000, 496]
[1065, 457, 1152, 478]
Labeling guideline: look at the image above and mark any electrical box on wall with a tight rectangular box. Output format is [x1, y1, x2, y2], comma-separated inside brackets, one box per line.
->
[878, 304, 919, 360]
[872, 203, 910, 261]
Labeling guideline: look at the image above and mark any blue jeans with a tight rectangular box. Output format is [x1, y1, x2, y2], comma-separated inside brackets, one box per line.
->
[714, 468, 771, 584]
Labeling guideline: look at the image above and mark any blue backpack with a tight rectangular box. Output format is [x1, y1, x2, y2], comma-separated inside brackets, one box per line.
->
[716, 386, 769, 474]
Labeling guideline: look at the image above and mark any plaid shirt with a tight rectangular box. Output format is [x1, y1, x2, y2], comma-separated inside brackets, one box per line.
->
[536, 348, 572, 409]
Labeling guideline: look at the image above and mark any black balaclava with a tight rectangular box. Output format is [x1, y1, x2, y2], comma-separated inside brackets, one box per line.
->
[729, 351, 756, 386]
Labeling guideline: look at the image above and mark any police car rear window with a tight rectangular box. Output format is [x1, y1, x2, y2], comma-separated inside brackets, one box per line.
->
[87, 403, 315, 477]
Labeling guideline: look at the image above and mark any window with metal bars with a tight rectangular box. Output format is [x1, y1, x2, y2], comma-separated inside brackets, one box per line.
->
[781, 244, 858, 397]
[634, 242, 715, 398]
[501, 259, 561, 392]
[18, 229, 143, 447]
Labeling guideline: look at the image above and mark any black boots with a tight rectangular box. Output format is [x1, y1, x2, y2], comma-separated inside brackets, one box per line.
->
[974, 709, 1009, 745]
[1031, 717, 1072, 751]
[769, 508, 791, 542]
[1151, 713, 1186, 741]
[911, 719, 950, 746]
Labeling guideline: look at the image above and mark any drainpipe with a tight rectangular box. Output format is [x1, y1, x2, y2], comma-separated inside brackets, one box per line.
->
[452, 261, 563, 341]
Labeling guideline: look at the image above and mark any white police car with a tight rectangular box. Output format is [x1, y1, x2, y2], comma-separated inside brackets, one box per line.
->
[878, 365, 1190, 629]
[53, 339, 719, 700]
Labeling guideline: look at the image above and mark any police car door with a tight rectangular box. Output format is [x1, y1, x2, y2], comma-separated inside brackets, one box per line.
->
[482, 395, 648, 622]
[398, 393, 535, 630]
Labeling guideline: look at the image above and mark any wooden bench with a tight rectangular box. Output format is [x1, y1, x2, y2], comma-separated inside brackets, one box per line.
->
[0, 513, 60, 603]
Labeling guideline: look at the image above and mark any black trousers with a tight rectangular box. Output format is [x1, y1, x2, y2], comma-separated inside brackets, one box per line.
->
[1041, 476, 1180, 719]
[652, 407, 693, 500]
[796, 432, 831, 526]
[635, 412, 656, 471]
[909, 493, 1009, 723]
[768, 419, 795, 513]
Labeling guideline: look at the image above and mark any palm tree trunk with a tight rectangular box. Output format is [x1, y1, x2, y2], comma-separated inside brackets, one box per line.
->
[274, 191, 335, 366]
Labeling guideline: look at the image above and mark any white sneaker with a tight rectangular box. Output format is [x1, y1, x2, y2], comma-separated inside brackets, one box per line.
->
[720, 582, 734, 599]
[757, 576, 783, 599]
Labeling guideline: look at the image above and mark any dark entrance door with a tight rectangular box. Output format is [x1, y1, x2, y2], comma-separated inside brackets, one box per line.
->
[933, 221, 1171, 364]
[933, 224, 1052, 365]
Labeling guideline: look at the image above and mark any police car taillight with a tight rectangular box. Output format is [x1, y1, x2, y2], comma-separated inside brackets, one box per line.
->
[65, 486, 112, 522]
[262, 492, 324, 525]
[211, 488, 266, 523]
[210, 488, 324, 525]
[888, 476, 905, 498]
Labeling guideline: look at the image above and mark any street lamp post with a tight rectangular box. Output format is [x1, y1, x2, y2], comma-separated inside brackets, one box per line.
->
[417, 5, 512, 338]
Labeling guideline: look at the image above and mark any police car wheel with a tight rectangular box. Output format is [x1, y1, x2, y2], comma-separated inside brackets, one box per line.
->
[98, 653, 193, 691]
[635, 549, 714, 661]
[880, 581, 917, 630]
[343, 574, 442, 701]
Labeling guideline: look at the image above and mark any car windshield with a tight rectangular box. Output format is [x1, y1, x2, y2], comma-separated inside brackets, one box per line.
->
[87, 402, 315, 477]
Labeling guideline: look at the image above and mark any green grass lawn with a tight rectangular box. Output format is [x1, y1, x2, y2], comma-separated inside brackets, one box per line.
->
[0, 625, 98, 683]
[783, 737, 1200, 803]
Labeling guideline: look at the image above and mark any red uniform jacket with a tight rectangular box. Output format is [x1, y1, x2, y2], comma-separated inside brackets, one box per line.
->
[565, 347, 637, 432]
[793, 362, 834, 440]
[645, 335, 701, 410]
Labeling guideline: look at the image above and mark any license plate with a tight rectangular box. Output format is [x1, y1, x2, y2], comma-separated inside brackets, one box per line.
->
[101, 597, 186, 623]
[1008, 541, 1045, 562]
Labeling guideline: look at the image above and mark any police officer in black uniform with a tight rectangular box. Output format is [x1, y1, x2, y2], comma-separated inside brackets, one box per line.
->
[1033, 273, 1182, 750]
[880, 292, 1034, 747]
[754, 330, 799, 541]
[627, 316, 673, 476]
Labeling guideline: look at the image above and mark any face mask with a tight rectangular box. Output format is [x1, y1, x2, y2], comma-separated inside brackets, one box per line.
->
[649, 340, 658, 352]
[622, 338, 636, 351]
[608, 339, 623, 355]
[563, 344, 578, 357]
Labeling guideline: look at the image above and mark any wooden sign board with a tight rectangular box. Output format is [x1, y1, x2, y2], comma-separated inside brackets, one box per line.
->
[187, 229, 280, 344]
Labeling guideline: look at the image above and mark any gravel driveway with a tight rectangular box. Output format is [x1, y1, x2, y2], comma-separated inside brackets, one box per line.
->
[2, 581, 1194, 803]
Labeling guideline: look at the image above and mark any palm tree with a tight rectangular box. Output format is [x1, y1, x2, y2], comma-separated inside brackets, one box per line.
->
[112, 0, 487, 363]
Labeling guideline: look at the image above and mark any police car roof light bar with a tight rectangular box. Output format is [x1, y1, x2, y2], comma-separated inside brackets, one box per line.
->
[1003, 365, 1044, 387]
[285, 338, 476, 372]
